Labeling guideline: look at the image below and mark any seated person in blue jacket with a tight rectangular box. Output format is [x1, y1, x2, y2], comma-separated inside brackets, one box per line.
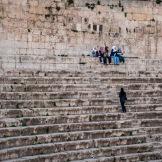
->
[116, 47, 125, 63]
[111, 46, 119, 65]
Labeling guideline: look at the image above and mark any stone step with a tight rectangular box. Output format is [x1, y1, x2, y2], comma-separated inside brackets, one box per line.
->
[1, 104, 161, 118]
[2, 57, 162, 71]
[2, 61, 162, 74]
[0, 116, 132, 128]
[0, 128, 147, 150]
[1, 80, 160, 86]
[71, 152, 162, 162]
[3, 152, 162, 162]
[1, 111, 162, 128]
[0, 84, 106, 92]
[146, 160, 162, 162]
[1, 131, 161, 152]
[0, 91, 105, 100]
[0, 114, 119, 127]
[2, 69, 160, 77]
[0, 99, 161, 112]
[0, 98, 118, 109]
[0, 126, 140, 139]
[0, 119, 162, 137]
[0, 70, 162, 78]
[10, 65, 152, 77]
[0, 116, 161, 138]
[4, 151, 162, 162]
[0, 70, 124, 77]
[4, 62, 139, 72]
[0, 90, 162, 100]
[1, 83, 161, 92]
[1, 70, 84, 77]
[0, 134, 148, 152]
[1, 77, 162, 85]
[4, 55, 154, 68]
[0, 142, 154, 161]
[0, 70, 128, 78]
[0, 121, 132, 138]
[0, 97, 162, 109]
[1, 55, 82, 64]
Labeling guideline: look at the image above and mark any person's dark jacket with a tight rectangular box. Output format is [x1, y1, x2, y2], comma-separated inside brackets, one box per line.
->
[99, 50, 103, 57]
[119, 91, 127, 103]
[110, 49, 117, 57]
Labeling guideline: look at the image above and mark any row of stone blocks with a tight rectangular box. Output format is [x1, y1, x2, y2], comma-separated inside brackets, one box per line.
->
[0, 90, 162, 100]
[0, 67, 162, 161]
[1, 104, 162, 119]
[0, 68, 162, 77]
[0, 76, 162, 85]
[1, 112, 162, 130]
[0, 97, 162, 110]
[1, 56, 162, 73]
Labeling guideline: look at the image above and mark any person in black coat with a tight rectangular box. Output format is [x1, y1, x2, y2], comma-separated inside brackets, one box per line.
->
[119, 88, 127, 113]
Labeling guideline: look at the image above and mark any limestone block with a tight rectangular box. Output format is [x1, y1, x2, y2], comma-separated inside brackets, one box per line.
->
[32, 35, 40, 42]
[154, 15, 162, 22]
[44, 22, 51, 28]
[26, 48, 34, 55]
[131, 13, 152, 21]
[21, 34, 27, 41]
[19, 48, 27, 55]
[21, 21, 28, 28]
[0, 118, 20, 127]
[143, 26, 156, 34]
[29, 0, 39, 7]
[153, 7, 162, 15]
[29, 6, 48, 15]
[125, 6, 152, 14]
[28, 34, 33, 42]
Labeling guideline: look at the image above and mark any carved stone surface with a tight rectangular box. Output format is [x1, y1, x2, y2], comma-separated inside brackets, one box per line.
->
[0, 66, 162, 161]
[0, 0, 162, 71]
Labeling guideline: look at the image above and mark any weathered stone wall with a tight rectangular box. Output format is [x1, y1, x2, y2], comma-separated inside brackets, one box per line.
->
[0, 0, 162, 70]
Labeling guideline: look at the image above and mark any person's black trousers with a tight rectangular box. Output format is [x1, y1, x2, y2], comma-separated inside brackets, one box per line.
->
[99, 56, 102, 63]
[121, 102, 126, 112]
[107, 56, 111, 64]
[103, 57, 107, 64]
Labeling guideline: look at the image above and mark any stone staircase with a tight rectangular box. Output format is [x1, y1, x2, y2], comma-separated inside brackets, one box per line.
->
[0, 56, 162, 162]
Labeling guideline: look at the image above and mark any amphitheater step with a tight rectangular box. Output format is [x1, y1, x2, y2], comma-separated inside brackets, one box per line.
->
[1, 105, 162, 118]
[0, 90, 162, 100]
[146, 160, 162, 162]
[1, 133, 162, 153]
[0, 96, 162, 110]
[0, 129, 150, 149]
[2, 69, 159, 78]
[1, 77, 162, 85]
[0, 143, 155, 161]
[71, 152, 162, 162]
[3, 152, 162, 162]
[0, 127, 147, 148]
[1, 111, 162, 128]
[0, 120, 162, 139]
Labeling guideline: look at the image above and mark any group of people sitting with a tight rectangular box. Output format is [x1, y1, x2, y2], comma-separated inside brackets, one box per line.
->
[91, 46, 125, 65]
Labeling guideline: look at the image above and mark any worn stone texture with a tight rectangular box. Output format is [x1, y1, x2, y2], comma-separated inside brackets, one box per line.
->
[0, 0, 162, 70]
[0, 68, 162, 161]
